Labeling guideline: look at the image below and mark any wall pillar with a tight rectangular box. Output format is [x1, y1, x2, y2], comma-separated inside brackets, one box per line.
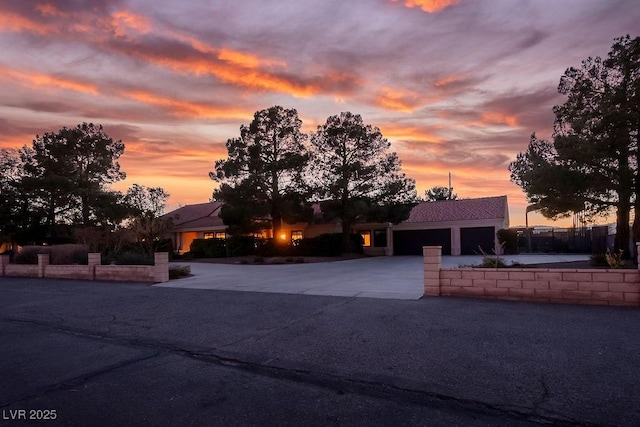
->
[88, 253, 101, 280]
[451, 227, 461, 256]
[37, 253, 50, 278]
[423, 246, 442, 296]
[637, 243, 640, 269]
[0, 255, 9, 277]
[385, 223, 393, 256]
[153, 252, 169, 283]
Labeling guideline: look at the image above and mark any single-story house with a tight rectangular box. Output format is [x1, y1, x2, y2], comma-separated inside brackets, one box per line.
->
[164, 196, 509, 256]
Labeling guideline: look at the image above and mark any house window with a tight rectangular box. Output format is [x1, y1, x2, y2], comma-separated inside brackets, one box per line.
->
[373, 229, 387, 247]
[215, 232, 226, 239]
[360, 231, 371, 247]
[291, 230, 303, 243]
[203, 232, 214, 239]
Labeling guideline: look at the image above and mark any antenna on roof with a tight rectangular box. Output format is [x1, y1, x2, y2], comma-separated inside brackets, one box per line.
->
[448, 172, 452, 200]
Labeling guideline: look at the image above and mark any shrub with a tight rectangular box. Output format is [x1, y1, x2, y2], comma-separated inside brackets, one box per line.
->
[256, 239, 294, 257]
[113, 252, 153, 265]
[168, 265, 191, 279]
[13, 246, 47, 264]
[190, 238, 226, 258]
[50, 244, 89, 265]
[11, 244, 89, 265]
[226, 235, 258, 257]
[590, 253, 608, 267]
[252, 256, 264, 263]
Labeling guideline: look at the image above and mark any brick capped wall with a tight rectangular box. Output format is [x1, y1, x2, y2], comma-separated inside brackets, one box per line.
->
[0, 253, 169, 284]
[424, 246, 640, 307]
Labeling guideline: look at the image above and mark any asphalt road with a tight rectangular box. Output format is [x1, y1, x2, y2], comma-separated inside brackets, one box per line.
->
[1, 277, 639, 426]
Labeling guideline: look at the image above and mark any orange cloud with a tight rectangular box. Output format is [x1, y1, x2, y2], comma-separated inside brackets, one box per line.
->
[35, 3, 70, 18]
[125, 90, 248, 120]
[111, 10, 152, 36]
[374, 87, 422, 112]
[0, 66, 99, 95]
[0, 12, 52, 34]
[123, 47, 354, 97]
[391, 0, 460, 13]
[478, 112, 518, 127]
[381, 124, 443, 144]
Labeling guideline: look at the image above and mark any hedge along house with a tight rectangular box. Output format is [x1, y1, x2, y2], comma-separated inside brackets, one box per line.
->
[164, 201, 342, 253]
[164, 196, 509, 256]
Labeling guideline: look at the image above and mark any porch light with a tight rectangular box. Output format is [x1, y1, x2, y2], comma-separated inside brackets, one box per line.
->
[280, 233, 287, 240]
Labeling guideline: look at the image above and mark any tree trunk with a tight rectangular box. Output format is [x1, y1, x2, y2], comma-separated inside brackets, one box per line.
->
[632, 211, 640, 263]
[81, 194, 90, 225]
[341, 219, 351, 253]
[614, 201, 631, 257]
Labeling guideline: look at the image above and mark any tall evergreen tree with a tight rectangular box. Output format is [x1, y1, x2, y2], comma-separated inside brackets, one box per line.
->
[310, 112, 417, 251]
[23, 123, 125, 227]
[510, 35, 640, 255]
[211, 106, 312, 237]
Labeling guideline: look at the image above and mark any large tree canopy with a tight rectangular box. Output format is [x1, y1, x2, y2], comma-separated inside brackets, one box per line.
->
[211, 106, 312, 236]
[310, 111, 417, 250]
[0, 123, 128, 245]
[510, 35, 639, 254]
[23, 123, 126, 227]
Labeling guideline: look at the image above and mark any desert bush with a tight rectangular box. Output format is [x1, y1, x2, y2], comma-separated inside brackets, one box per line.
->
[168, 265, 191, 279]
[605, 249, 625, 268]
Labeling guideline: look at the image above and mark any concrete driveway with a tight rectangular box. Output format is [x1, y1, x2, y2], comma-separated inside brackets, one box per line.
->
[156, 254, 590, 300]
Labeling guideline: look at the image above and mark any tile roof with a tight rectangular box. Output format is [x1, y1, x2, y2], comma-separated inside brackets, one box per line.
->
[405, 196, 508, 223]
[163, 202, 224, 229]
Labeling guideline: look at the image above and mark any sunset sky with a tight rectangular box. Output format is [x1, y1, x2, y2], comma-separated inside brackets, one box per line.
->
[1, 0, 638, 227]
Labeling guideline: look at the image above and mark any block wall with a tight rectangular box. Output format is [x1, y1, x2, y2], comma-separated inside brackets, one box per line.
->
[0, 253, 169, 284]
[423, 246, 639, 307]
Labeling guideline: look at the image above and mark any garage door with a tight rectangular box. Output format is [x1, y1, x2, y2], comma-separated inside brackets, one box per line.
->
[460, 227, 495, 255]
[393, 229, 451, 255]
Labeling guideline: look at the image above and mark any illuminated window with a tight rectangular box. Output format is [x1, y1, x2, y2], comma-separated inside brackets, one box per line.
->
[360, 231, 371, 247]
[215, 232, 226, 239]
[291, 230, 303, 242]
[203, 232, 214, 239]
